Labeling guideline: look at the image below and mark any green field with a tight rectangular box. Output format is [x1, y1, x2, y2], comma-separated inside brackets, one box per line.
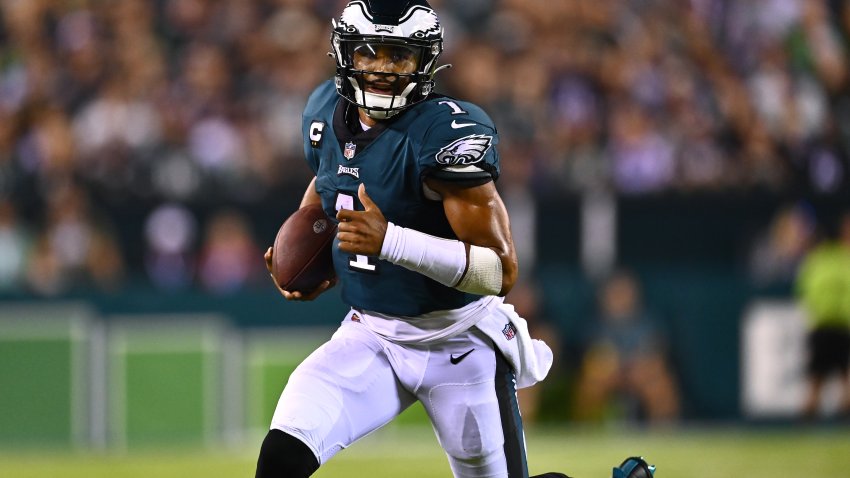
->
[1, 426, 849, 478]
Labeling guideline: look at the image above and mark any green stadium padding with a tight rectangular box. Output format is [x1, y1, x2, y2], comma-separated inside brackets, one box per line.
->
[107, 314, 233, 448]
[0, 303, 95, 448]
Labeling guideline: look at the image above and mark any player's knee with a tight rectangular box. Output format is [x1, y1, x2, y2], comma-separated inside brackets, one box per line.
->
[255, 429, 319, 478]
[445, 445, 505, 477]
[440, 428, 503, 464]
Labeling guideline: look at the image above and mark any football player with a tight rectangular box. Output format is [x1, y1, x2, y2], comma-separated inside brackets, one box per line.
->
[255, 1, 653, 477]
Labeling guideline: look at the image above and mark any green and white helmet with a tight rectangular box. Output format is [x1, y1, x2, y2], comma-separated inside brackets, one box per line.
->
[330, 0, 446, 119]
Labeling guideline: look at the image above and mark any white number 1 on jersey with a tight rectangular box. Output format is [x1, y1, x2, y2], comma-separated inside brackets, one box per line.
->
[335, 192, 377, 273]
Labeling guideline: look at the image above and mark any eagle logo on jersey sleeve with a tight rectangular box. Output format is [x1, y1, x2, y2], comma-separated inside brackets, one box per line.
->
[435, 134, 493, 166]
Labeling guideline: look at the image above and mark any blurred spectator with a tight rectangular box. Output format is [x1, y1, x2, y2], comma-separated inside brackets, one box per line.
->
[0, 200, 30, 291]
[608, 101, 676, 195]
[197, 209, 263, 294]
[0, 0, 847, 289]
[572, 269, 680, 425]
[795, 211, 850, 418]
[748, 202, 817, 286]
[25, 233, 65, 296]
[25, 182, 125, 295]
[144, 203, 197, 291]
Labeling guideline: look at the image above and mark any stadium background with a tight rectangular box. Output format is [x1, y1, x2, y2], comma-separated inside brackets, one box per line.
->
[1, 0, 849, 476]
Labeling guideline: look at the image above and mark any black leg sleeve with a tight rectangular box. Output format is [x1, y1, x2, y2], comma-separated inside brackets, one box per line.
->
[255, 429, 320, 478]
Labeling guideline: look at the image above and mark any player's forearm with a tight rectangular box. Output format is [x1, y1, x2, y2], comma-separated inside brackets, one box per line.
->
[379, 222, 505, 296]
[300, 177, 322, 208]
[428, 179, 517, 295]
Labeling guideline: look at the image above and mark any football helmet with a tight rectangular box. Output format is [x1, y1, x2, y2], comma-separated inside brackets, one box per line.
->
[330, 0, 446, 119]
[613, 456, 656, 478]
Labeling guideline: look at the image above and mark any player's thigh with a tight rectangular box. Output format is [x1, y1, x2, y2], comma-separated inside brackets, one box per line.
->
[420, 332, 526, 477]
[271, 322, 416, 463]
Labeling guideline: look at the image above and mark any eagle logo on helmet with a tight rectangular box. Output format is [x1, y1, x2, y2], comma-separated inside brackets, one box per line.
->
[435, 134, 493, 166]
[338, 0, 442, 39]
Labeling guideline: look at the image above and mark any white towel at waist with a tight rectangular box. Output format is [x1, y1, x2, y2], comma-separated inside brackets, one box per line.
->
[473, 300, 554, 389]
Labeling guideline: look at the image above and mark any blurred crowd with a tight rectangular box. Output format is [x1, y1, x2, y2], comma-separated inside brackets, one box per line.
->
[1, 0, 850, 295]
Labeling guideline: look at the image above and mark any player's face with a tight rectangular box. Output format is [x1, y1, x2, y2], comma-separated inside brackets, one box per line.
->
[352, 43, 418, 95]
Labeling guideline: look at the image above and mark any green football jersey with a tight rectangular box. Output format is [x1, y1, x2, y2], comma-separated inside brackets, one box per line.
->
[301, 80, 501, 316]
[796, 242, 850, 327]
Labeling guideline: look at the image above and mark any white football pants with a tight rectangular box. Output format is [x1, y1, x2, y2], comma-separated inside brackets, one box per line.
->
[270, 315, 528, 478]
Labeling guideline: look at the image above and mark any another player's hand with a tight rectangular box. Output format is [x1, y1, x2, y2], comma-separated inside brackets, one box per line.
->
[336, 184, 387, 256]
[264, 247, 337, 301]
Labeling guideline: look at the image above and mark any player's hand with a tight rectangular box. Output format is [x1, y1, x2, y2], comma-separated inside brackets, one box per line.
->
[264, 247, 337, 301]
[336, 184, 387, 256]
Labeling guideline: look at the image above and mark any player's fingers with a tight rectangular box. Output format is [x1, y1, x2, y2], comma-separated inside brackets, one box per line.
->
[287, 278, 335, 301]
[337, 220, 358, 232]
[358, 184, 376, 210]
[338, 239, 369, 255]
[269, 273, 296, 299]
[301, 280, 331, 300]
[264, 247, 273, 270]
[337, 239, 355, 254]
[336, 208, 357, 222]
[336, 230, 358, 243]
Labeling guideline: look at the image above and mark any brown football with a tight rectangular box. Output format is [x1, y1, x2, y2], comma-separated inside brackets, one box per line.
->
[271, 203, 337, 293]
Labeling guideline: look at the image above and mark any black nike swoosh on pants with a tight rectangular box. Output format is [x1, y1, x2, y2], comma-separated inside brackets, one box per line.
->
[449, 348, 475, 364]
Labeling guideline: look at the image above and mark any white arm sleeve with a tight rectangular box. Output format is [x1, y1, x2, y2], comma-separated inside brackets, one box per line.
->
[379, 221, 503, 296]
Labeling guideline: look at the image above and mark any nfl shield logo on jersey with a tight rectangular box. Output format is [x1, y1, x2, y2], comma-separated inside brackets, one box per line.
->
[344, 141, 357, 159]
[502, 323, 516, 340]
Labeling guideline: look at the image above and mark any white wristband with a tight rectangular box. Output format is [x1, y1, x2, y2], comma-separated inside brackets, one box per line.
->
[455, 245, 503, 296]
[380, 222, 467, 287]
